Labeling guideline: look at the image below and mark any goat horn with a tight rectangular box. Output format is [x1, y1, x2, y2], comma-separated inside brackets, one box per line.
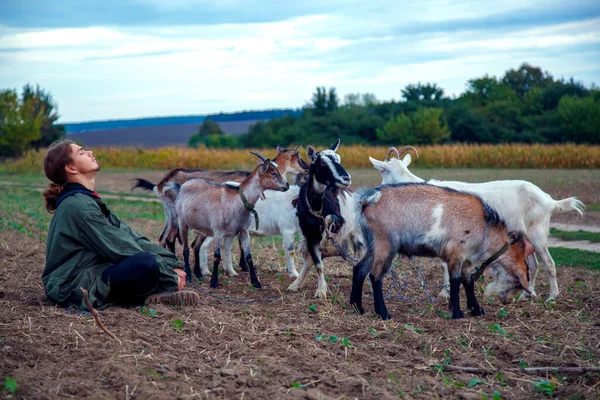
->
[293, 144, 300, 152]
[386, 147, 400, 161]
[388, 146, 419, 161]
[250, 151, 268, 163]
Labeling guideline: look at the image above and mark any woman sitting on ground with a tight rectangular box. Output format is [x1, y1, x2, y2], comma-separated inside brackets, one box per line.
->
[42, 139, 200, 309]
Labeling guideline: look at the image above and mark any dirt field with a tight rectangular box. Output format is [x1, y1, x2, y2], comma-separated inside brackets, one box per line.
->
[1, 169, 599, 399]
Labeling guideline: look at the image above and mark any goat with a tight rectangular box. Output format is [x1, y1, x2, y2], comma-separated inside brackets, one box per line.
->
[286, 139, 363, 298]
[170, 152, 290, 287]
[194, 176, 304, 278]
[351, 183, 533, 320]
[132, 145, 308, 253]
[369, 146, 585, 302]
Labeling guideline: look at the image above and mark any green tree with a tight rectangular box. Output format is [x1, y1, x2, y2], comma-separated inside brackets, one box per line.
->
[309, 87, 328, 116]
[376, 107, 449, 145]
[21, 84, 65, 149]
[401, 83, 445, 102]
[198, 119, 224, 136]
[189, 119, 225, 147]
[376, 112, 413, 144]
[411, 107, 451, 144]
[0, 89, 44, 157]
[557, 95, 600, 144]
[446, 102, 493, 143]
[502, 63, 553, 98]
[327, 87, 339, 112]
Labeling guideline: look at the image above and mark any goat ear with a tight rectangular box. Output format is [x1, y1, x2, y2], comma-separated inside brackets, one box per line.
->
[402, 154, 412, 167]
[369, 156, 386, 171]
[307, 145, 318, 163]
[276, 145, 283, 152]
[517, 269, 532, 294]
[261, 162, 269, 173]
[329, 138, 340, 152]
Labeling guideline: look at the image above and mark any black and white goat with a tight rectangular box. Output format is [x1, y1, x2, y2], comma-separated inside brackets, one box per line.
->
[171, 152, 290, 288]
[370, 146, 585, 301]
[287, 139, 362, 298]
[351, 183, 533, 320]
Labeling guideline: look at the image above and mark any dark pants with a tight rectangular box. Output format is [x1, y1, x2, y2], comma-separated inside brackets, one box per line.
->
[100, 252, 159, 305]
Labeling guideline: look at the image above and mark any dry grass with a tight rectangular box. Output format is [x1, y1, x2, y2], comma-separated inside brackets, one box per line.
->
[2, 143, 599, 173]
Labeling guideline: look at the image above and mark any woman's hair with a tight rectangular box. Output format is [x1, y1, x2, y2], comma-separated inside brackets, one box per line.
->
[42, 139, 75, 213]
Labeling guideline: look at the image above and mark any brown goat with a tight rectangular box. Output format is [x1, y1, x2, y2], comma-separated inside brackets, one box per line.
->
[351, 183, 532, 320]
[172, 152, 290, 288]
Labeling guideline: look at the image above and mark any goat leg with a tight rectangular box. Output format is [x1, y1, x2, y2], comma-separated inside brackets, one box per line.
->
[462, 272, 484, 317]
[238, 236, 249, 271]
[350, 251, 372, 315]
[210, 246, 221, 289]
[183, 246, 193, 283]
[239, 230, 261, 288]
[449, 276, 464, 319]
[193, 243, 203, 281]
[371, 275, 390, 320]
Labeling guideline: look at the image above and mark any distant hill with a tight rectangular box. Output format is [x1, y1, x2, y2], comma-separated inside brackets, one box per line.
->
[67, 120, 262, 148]
[65, 109, 301, 133]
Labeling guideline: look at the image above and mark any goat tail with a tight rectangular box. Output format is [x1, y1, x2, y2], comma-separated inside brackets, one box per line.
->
[131, 178, 157, 195]
[554, 197, 585, 217]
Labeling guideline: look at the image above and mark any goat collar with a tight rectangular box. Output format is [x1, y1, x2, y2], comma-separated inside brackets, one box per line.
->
[304, 188, 325, 224]
[239, 189, 259, 230]
[472, 242, 511, 282]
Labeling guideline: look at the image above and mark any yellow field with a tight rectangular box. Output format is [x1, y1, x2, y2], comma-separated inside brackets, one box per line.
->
[1, 143, 598, 173]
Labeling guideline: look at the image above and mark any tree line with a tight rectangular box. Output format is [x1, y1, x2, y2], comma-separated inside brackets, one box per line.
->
[189, 63, 600, 148]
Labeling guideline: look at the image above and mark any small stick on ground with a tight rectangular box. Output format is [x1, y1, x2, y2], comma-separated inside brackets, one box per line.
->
[80, 287, 121, 344]
[437, 364, 600, 374]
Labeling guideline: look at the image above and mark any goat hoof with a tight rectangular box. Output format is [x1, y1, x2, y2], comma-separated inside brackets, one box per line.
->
[379, 312, 391, 320]
[210, 280, 219, 289]
[287, 283, 299, 292]
[518, 291, 531, 301]
[438, 289, 450, 299]
[452, 310, 464, 319]
[471, 306, 485, 317]
[238, 263, 249, 272]
[227, 270, 238, 278]
[252, 281, 262, 289]
[314, 289, 327, 299]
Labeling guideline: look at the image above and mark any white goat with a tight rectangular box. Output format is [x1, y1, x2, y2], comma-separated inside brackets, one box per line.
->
[370, 146, 585, 302]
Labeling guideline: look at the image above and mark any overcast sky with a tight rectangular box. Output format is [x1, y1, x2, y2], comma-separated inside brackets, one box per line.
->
[1, 0, 599, 122]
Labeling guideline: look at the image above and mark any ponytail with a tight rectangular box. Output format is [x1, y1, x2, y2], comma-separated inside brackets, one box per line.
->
[42, 139, 75, 213]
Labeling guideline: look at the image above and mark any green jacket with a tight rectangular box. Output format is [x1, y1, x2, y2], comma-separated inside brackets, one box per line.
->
[43, 191, 179, 310]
